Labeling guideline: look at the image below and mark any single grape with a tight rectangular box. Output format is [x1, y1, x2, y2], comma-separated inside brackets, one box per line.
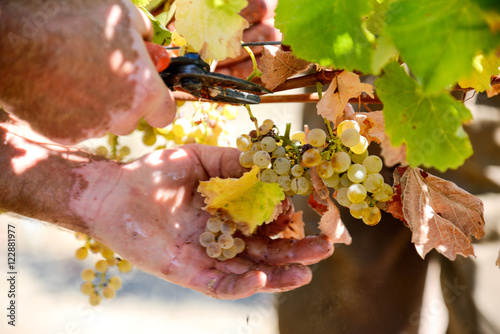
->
[261, 136, 277, 152]
[372, 183, 394, 202]
[117, 259, 133, 273]
[81, 269, 95, 282]
[291, 177, 310, 195]
[223, 246, 238, 259]
[218, 233, 235, 249]
[108, 276, 123, 290]
[340, 173, 353, 187]
[206, 242, 222, 258]
[95, 260, 109, 273]
[330, 151, 351, 173]
[340, 128, 361, 148]
[350, 150, 369, 164]
[362, 206, 382, 226]
[233, 237, 246, 253]
[363, 173, 384, 193]
[96, 146, 108, 157]
[75, 247, 88, 260]
[347, 164, 368, 183]
[277, 175, 292, 191]
[272, 145, 286, 158]
[303, 168, 312, 181]
[291, 164, 304, 177]
[236, 134, 252, 151]
[349, 202, 369, 219]
[291, 131, 306, 144]
[262, 119, 275, 130]
[273, 157, 291, 175]
[220, 220, 236, 234]
[259, 124, 269, 134]
[206, 216, 223, 233]
[307, 128, 327, 147]
[250, 142, 262, 153]
[363, 155, 383, 174]
[347, 184, 368, 204]
[199, 231, 216, 247]
[337, 120, 360, 137]
[172, 118, 192, 138]
[106, 257, 117, 266]
[350, 136, 369, 154]
[89, 242, 101, 253]
[81, 282, 94, 296]
[321, 173, 340, 188]
[100, 246, 114, 260]
[102, 286, 116, 299]
[142, 132, 157, 146]
[253, 150, 271, 168]
[335, 187, 352, 207]
[239, 150, 254, 168]
[118, 146, 131, 157]
[302, 148, 322, 167]
[261, 169, 278, 183]
[89, 293, 102, 306]
[316, 160, 334, 179]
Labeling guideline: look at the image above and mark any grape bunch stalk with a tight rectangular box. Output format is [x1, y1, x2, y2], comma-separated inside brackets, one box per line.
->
[237, 118, 393, 226]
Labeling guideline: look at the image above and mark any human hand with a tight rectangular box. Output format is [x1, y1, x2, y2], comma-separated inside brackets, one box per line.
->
[0, 0, 175, 145]
[74, 144, 332, 298]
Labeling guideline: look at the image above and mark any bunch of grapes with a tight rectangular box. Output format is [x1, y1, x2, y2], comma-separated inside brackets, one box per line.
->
[199, 215, 246, 260]
[236, 119, 393, 226]
[75, 234, 133, 306]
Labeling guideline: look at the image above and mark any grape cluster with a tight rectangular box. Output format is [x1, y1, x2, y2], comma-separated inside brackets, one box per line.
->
[75, 234, 132, 306]
[199, 215, 246, 261]
[236, 119, 393, 226]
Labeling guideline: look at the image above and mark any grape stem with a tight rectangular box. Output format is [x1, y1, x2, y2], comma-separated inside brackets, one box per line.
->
[108, 134, 118, 159]
[244, 104, 260, 136]
[279, 123, 300, 163]
[243, 46, 262, 81]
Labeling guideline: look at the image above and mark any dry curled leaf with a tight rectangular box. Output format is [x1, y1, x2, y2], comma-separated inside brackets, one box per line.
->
[279, 211, 305, 240]
[391, 166, 485, 260]
[355, 110, 386, 144]
[317, 71, 374, 127]
[380, 134, 408, 167]
[259, 46, 312, 90]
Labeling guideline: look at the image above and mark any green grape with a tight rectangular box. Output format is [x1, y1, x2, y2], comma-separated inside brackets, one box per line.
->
[321, 173, 340, 188]
[108, 276, 122, 290]
[89, 293, 102, 306]
[277, 175, 292, 191]
[363, 173, 384, 193]
[291, 177, 310, 195]
[316, 160, 334, 178]
[340, 128, 361, 148]
[172, 118, 192, 137]
[253, 150, 271, 168]
[259, 124, 269, 134]
[349, 202, 369, 219]
[95, 259, 109, 273]
[102, 286, 116, 299]
[263, 119, 275, 130]
[233, 238, 246, 253]
[218, 233, 234, 249]
[206, 216, 223, 233]
[75, 247, 88, 260]
[350, 150, 369, 164]
[330, 151, 351, 173]
[303, 169, 312, 181]
[261, 136, 277, 152]
[117, 259, 133, 273]
[272, 145, 286, 158]
[239, 150, 254, 168]
[220, 220, 236, 234]
[223, 246, 238, 259]
[340, 173, 353, 187]
[118, 146, 131, 157]
[347, 184, 367, 204]
[307, 128, 327, 147]
[199, 231, 216, 247]
[372, 183, 394, 202]
[236, 134, 252, 151]
[302, 148, 322, 167]
[261, 169, 278, 183]
[335, 187, 352, 207]
[347, 164, 368, 183]
[250, 142, 262, 153]
[206, 242, 222, 258]
[96, 146, 108, 157]
[350, 135, 369, 154]
[81, 269, 95, 282]
[291, 131, 306, 144]
[291, 164, 304, 177]
[81, 282, 94, 296]
[142, 132, 157, 146]
[362, 207, 382, 226]
[363, 155, 383, 174]
[273, 157, 291, 175]
[337, 120, 360, 137]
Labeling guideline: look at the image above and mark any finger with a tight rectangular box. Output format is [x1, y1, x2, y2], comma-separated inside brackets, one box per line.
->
[126, 1, 153, 41]
[191, 145, 248, 179]
[143, 88, 177, 128]
[243, 235, 334, 266]
[191, 269, 267, 299]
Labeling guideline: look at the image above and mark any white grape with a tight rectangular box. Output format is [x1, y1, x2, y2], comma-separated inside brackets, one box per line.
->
[206, 242, 222, 258]
[349, 202, 369, 219]
[372, 183, 394, 202]
[206, 216, 223, 233]
[250, 142, 262, 153]
[316, 160, 334, 178]
[335, 187, 352, 207]
[291, 131, 306, 144]
[253, 150, 271, 168]
[259, 124, 270, 134]
[347, 164, 367, 183]
[341, 128, 361, 148]
[260, 136, 277, 152]
[307, 128, 327, 147]
[233, 237, 245, 253]
[261, 168, 278, 183]
[277, 175, 292, 191]
[222, 246, 238, 259]
[220, 220, 236, 234]
[350, 135, 369, 155]
[330, 151, 351, 173]
[363, 173, 384, 193]
[239, 151, 254, 168]
[291, 177, 309, 195]
[363, 155, 383, 174]
[273, 157, 291, 175]
[321, 173, 340, 188]
[337, 120, 360, 137]
[199, 231, 215, 247]
[272, 145, 286, 158]
[236, 134, 252, 151]
[302, 148, 322, 167]
[262, 119, 274, 130]
[218, 233, 234, 249]
[172, 118, 192, 138]
[350, 150, 369, 164]
[340, 173, 353, 187]
[347, 184, 367, 203]
[362, 206, 382, 226]
[291, 164, 304, 177]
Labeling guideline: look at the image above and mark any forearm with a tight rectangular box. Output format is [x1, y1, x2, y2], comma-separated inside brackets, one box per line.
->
[0, 109, 120, 235]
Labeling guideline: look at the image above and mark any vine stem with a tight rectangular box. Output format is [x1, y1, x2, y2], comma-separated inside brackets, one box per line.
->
[244, 46, 262, 81]
[245, 104, 260, 135]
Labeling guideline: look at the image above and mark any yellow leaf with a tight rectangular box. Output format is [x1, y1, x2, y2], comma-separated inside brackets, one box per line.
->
[175, 0, 249, 60]
[458, 53, 500, 92]
[197, 166, 285, 234]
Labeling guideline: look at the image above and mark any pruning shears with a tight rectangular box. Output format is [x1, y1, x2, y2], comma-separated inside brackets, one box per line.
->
[146, 42, 271, 104]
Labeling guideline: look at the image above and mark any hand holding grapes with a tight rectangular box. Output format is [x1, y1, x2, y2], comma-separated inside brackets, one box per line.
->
[75, 144, 333, 298]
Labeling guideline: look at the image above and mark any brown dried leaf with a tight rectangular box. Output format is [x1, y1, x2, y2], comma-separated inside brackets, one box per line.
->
[355, 110, 386, 144]
[396, 167, 485, 260]
[380, 133, 408, 167]
[259, 46, 312, 90]
[279, 211, 305, 240]
[317, 71, 374, 126]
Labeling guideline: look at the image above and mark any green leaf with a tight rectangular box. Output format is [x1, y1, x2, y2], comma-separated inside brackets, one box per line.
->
[385, 0, 500, 93]
[131, 0, 151, 7]
[274, 0, 374, 73]
[376, 62, 473, 171]
[140, 7, 172, 45]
